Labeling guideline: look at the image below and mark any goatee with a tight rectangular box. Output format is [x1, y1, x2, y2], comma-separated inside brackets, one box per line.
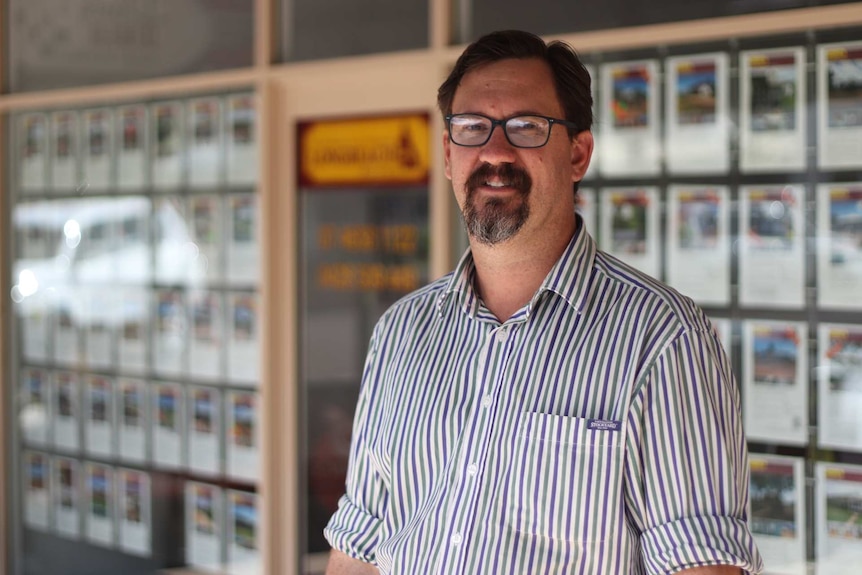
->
[463, 163, 532, 245]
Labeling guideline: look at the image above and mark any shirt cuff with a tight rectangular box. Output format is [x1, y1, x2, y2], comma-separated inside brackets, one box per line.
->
[640, 515, 764, 575]
[323, 494, 382, 565]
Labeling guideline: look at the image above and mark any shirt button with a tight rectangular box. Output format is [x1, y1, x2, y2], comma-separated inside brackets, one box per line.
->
[467, 464, 478, 476]
[496, 328, 508, 343]
[481, 395, 492, 408]
[451, 533, 462, 545]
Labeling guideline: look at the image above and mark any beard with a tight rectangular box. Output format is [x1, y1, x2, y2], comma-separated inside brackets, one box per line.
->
[463, 163, 532, 245]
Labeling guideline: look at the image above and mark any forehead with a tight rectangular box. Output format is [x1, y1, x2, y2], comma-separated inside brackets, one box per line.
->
[452, 58, 562, 116]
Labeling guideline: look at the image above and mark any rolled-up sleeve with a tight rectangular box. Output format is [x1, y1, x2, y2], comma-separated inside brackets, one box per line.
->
[324, 326, 390, 564]
[624, 327, 764, 574]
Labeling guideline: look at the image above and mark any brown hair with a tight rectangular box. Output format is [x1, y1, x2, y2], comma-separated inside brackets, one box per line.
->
[437, 30, 593, 137]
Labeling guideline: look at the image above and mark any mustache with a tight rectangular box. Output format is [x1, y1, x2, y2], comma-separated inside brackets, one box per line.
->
[466, 163, 531, 195]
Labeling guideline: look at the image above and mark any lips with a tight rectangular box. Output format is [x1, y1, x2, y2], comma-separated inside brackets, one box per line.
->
[467, 163, 531, 196]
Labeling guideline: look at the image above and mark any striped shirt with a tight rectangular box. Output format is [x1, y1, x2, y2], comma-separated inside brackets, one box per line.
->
[325, 219, 763, 575]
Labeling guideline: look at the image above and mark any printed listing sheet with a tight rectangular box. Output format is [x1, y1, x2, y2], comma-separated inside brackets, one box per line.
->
[600, 187, 661, 279]
[749, 455, 806, 575]
[666, 185, 730, 306]
[818, 324, 862, 452]
[817, 42, 862, 169]
[118, 468, 152, 556]
[82, 108, 113, 190]
[816, 463, 862, 574]
[51, 111, 78, 192]
[117, 378, 148, 463]
[19, 113, 48, 191]
[23, 451, 50, 531]
[53, 456, 81, 538]
[117, 105, 148, 190]
[743, 320, 808, 445]
[817, 183, 862, 309]
[85, 463, 115, 547]
[226, 490, 260, 575]
[152, 382, 184, 470]
[186, 482, 223, 571]
[665, 53, 731, 174]
[739, 185, 806, 308]
[598, 60, 661, 176]
[740, 47, 807, 172]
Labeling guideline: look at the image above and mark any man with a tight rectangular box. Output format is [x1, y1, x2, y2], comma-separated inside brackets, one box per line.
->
[325, 30, 763, 575]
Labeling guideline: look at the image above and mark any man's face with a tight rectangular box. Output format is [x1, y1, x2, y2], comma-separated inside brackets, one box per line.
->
[443, 58, 592, 246]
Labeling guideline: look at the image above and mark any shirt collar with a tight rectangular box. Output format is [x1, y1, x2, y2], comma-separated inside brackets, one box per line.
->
[437, 214, 597, 319]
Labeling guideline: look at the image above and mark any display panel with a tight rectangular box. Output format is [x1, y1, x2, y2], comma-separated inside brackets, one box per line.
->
[816, 463, 862, 573]
[599, 187, 660, 278]
[8, 92, 262, 575]
[817, 41, 862, 170]
[749, 455, 806, 575]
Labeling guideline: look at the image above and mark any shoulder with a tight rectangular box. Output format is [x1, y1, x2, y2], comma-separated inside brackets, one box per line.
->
[591, 249, 714, 340]
[371, 272, 455, 338]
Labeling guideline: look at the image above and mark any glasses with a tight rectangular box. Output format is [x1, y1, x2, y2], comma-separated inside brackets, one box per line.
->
[445, 113, 578, 148]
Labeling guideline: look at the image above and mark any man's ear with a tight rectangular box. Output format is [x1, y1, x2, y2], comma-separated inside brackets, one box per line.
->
[570, 131, 594, 183]
[443, 131, 452, 180]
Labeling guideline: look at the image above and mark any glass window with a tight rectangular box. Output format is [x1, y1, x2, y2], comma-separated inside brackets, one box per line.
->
[6, 0, 254, 92]
[281, 0, 428, 61]
[459, 0, 816, 42]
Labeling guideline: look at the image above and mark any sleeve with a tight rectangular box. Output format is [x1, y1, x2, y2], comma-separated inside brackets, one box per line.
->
[323, 322, 391, 564]
[623, 327, 764, 575]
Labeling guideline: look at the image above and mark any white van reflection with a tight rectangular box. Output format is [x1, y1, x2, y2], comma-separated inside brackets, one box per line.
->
[12, 196, 204, 328]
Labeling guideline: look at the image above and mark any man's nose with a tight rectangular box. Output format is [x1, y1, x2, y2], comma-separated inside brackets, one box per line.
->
[477, 125, 517, 165]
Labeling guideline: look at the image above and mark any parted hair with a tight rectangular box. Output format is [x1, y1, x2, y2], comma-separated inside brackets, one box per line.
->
[437, 30, 593, 137]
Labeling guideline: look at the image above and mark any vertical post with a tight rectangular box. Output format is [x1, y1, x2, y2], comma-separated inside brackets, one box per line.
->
[0, 0, 10, 570]
[255, 0, 275, 69]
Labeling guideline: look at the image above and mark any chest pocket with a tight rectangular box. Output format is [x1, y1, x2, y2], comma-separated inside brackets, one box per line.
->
[505, 412, 624, 543]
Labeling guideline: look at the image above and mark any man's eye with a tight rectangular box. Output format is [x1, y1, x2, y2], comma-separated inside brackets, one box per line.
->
[461, 122, 488, 132]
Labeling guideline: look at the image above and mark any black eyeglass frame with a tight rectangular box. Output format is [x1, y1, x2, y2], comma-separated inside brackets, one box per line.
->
[444, 113, 580, 148]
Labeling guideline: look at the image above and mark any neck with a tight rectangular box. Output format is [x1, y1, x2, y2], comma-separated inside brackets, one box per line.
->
[469, 218, 576, 323]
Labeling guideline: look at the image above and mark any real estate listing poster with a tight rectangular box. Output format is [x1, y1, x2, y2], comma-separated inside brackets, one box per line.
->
[226, 193, 259, 285]
[818, 324, 862, 452]
[51, 111, 78, 192]
[53, 371, 80, 453]
[117, 104, 148, 190]
[817, 42, 862, 169]
[227, 292, 260, 386]
[816, 463, 862, 573]
[226, 490, 260, 575]
[54, 303, 79, 366]
[226, 94, 257, 186]
[575, 188, 596, 241]
[188, 386, 221, 476]
[21, 367, 49, 446]
[153, 288, 186, 378]
[189, 290, 224, 381]
[117, 378, 148, 463]
[118, 468, 151, 556]
[20, 299, 49, 363]
[749, 455, 806, 575]
[817, 183, 862, 309]
[227, 391, 258, 483]
[82, 108, 113, 190]
[84, 288, 115, 370]
[85, 462, 114, 547]
[118, 288, 150, 374]
[23, 451, 50, 531]
[53, 456, 81, 538]
[186, 481, 223, 571]
[188, 97, 223, 188]
[152, 382, 184, 469]
[739, 185, 806, 308]
[666, 185, 730, 306]
[740, 47, 807, 173]
[665, 53, 730, 174]
[151, 102, 184, 190]
[19, 113, 48, 191]
[600, 187, 660, 279]
[599, 60, 661, 176]
[84, 374, 114, 458]
[743, 320, 808, 445]
[188, 194, 224, 282]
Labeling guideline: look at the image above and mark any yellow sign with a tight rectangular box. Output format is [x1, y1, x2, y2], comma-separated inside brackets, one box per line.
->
[299, 113, 430, 187]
